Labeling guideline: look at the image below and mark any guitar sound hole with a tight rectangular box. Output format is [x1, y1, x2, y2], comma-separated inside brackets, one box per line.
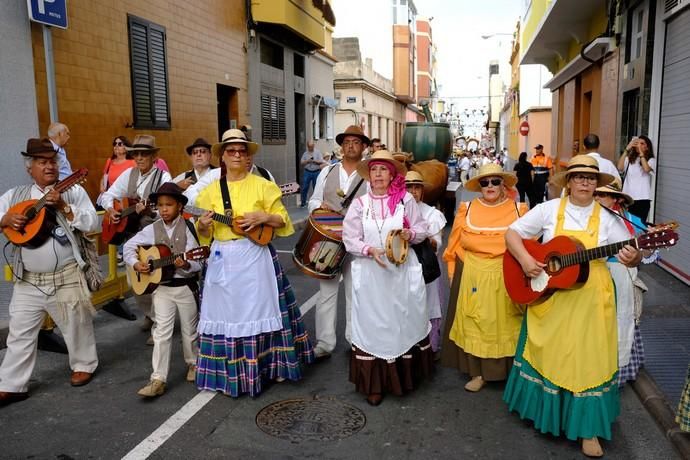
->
[546, 256, 562, 274]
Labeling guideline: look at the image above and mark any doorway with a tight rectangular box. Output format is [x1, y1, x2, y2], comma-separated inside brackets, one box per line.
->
[217, 84, 238, 141]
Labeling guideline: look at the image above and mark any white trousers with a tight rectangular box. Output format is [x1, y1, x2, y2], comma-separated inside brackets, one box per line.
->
[315, 258, 352, 353]
[150, 285, 198, 382]
[0, 281, 98, 392]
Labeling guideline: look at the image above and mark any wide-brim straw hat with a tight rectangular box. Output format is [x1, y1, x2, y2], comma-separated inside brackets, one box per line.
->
[465, 163, 517, 192]
[148, 182, 188, 206]
[595, 178, 633, 207]
[551, 155, 614, 188]
[356, 150, 407, 181]
[21, 138, 57, 158]
[405, 170, 428, 187]
[212, 129, 259, 157]
[336, 125, 370, 146]
[125, 134, 160, 154]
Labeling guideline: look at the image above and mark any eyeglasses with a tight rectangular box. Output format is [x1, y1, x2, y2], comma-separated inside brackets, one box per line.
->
[224, 149, 248, 157]
[131, 151, 153, 157]
[191, 149, 209, 155]
[113, 141, 124, 146]
[570, 174, 598, 184]
[342, 140, 362, 146]
[479, 178, 503, 187]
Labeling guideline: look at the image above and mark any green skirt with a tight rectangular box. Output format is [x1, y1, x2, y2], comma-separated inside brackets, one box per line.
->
[503, 318, 620, 441]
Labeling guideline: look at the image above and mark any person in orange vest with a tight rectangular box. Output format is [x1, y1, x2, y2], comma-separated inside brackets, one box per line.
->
[530, 144, 553, 208]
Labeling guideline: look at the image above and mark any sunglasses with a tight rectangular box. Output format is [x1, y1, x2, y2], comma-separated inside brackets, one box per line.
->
[113, 141, 124, 146]
[479, 178, 503, 187]
[224, 149, 248, 157]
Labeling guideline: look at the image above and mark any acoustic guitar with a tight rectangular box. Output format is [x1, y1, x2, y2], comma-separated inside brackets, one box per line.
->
[128, 244, 210, 295]
[503, 223, 679, 305]
[101, 198, 152, 244]
[3, 168, 88, 248]
[183, 182, 300, 246]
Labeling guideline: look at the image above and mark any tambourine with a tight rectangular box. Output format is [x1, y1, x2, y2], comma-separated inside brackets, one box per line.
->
[385, 229, 408, 265]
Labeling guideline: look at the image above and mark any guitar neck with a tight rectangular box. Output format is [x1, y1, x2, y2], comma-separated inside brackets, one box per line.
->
[120, 205, 140, 218]
[185, 206, 232, 226]
[149, 252, 185, 270]
[561, 237, 636, 267]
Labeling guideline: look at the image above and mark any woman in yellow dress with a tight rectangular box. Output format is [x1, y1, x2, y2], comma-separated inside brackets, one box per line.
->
[503, 155, 642, 457]
[442, 163, 527, 392]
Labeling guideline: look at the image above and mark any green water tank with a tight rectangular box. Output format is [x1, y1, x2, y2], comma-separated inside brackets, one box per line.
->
[402, 122, 452, 163]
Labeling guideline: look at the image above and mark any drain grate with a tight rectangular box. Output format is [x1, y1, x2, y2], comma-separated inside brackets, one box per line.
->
[256, 398, 366, 442]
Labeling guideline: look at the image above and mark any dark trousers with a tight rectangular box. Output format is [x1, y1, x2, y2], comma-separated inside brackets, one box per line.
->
[532, 174, 549, 208]
[628, 199, 651, 223]
[301, 169, 320, 205]
[516, 183, 533, 205]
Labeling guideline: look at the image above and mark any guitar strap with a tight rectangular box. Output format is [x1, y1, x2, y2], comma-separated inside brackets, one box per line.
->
[219, 174, 233, 218]
[185, 218, 200, 245]
[599, 203, 647, 232]
[341, 178, 365, 210]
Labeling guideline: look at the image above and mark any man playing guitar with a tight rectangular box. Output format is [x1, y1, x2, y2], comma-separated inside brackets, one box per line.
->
[0, 138, 99, 406]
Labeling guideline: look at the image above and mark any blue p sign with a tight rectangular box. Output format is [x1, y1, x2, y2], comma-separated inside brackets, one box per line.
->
[27, 0, 68, 29]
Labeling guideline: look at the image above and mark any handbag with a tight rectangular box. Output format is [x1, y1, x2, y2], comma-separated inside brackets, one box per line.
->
[75, 230, 105, 292]
[411, 239, 441, 284]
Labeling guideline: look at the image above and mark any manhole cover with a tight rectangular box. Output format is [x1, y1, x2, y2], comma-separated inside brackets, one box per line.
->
[256, 398, 366, 442]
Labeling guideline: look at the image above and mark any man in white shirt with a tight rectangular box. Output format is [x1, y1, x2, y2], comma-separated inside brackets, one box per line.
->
[0, 138, 99, 405]
[300, 141, 326, 207]
[173, 138, 216, 190]
[459, 152, 471, 184]
[47, 122, 73, 180]
[307, 125, 369, 360]
[583, 133, 621, 181]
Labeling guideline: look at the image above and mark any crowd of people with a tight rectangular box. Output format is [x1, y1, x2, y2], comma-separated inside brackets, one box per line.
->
[0, 121, 673, 457]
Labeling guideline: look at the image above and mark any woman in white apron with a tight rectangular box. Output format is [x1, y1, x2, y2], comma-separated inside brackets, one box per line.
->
[343, 151, 432, 406]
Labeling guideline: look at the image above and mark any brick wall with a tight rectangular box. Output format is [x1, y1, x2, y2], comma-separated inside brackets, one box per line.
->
[31, 0, 248, 199]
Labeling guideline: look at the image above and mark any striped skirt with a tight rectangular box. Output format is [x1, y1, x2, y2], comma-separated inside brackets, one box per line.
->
[618, 325, 645, 387]
[196, 245, 314, 397]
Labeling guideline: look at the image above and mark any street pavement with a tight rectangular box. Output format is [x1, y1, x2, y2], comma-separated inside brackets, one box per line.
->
[0, 193, 687, 458]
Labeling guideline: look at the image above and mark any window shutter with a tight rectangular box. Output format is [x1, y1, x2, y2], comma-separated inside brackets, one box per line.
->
[326, 108, 334, 140]
[261, 93, 286, 144]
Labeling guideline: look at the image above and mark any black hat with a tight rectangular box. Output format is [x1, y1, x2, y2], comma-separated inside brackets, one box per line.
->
[148, 182, 188, 205]
[534, 144, 544, 150]
[186, 137, 212, 155]
[21, 138, 57, 158]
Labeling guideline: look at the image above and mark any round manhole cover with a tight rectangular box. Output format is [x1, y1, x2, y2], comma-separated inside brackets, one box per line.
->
[256, 398, 366, 442]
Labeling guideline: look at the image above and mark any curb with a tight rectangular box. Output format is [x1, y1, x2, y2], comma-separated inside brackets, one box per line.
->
[633, 369, 690, 459]
[0, 219, 309, 350]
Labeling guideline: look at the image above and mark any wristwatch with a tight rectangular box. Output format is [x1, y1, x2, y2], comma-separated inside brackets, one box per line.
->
[62, 204, 72, 214]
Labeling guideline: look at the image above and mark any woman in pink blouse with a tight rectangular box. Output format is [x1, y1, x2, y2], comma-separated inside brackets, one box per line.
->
[343, 150, 432, 406]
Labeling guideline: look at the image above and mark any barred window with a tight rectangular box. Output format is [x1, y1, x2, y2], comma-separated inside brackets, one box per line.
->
[261, 94, 286, 144]
[128, 15, 170, 129]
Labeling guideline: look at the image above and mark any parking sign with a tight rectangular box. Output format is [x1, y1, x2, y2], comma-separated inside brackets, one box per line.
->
[27, 0, 68, 29]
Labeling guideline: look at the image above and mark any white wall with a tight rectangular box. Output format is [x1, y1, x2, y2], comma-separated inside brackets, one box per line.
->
[0, 1, 40, 189]
[519, 64, 553, 113]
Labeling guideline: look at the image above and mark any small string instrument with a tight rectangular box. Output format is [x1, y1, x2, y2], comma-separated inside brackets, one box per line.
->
[128, 244, 210, 295]
[503, 222, 679, 305]
[101, 198, 154, 244]
[3, 168, 88, 248]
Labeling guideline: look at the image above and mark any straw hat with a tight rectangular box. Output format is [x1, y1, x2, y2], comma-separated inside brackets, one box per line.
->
[126, 134, 160, 154]
[356, 150, 407, 181]
[595, 178, 633, 207]
[212, 129, 259, 157]
[405, 170, 428, 187]
[551, 155, 614, 188]
[335, 125, 370, 146]
[464, 163, 517, 192]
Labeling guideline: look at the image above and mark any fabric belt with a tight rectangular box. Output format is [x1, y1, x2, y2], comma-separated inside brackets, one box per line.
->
[161, 278, 198, 289]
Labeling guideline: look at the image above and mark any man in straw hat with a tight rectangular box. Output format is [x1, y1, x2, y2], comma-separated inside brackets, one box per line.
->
[0, 138, 100, 405]
[307, 125, 370, 360]
[173, 138, 217, 191]
[101, 134, 172, 336]
[504, 155, 641, 457]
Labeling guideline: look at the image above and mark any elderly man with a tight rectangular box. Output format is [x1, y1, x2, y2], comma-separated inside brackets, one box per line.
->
[300, 141, 325, 207]
[173, 138, 217, 191]
[308, 125, 369, 360]
[101, 134, 171, 336]
[47, 122, 73, 180]
[0, 138, 99, 405]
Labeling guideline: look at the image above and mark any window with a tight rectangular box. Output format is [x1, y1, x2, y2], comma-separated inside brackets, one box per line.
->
[627, 5, 645, 62]
[621, 89, 640, 141]
[261, 38, 284, 69]
[294, 53, 305, 77]
[261, 93, 286, 144]
[128, 15, 170, 129]
[313, 97, 334, 140]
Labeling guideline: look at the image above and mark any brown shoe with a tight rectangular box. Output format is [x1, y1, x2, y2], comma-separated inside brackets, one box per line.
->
[0, 391, 29, 406]
[464, 376, 486, 392]
[70, 371, 93, 387]
[186, 365, 196, 383]
[146, 335, 154, 346]
[141, 316, 154, 332]
[366, 393, 383, 406]
[581, 437, 604, 458]
[137, 379, 166, 398]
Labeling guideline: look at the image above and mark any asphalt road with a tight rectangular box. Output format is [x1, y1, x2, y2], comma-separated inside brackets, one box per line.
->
[0, 233, 679, 459]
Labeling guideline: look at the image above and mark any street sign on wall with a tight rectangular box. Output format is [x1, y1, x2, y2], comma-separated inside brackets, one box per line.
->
[27, 0, 68, 29]
[519, 121, 529, 136]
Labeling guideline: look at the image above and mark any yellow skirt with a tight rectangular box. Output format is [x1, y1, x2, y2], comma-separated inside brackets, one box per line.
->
[524, 260, 617, 393]
[449, 252, 524, 359]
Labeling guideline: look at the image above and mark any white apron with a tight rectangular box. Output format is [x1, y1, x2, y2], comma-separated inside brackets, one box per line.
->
[607, 261, 636, 367]
[350, 195, 430, 360]
[198, 239, 282, 338]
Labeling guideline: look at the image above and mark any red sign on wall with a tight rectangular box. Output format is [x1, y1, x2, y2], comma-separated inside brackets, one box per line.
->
[519, 121, 529, 136]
